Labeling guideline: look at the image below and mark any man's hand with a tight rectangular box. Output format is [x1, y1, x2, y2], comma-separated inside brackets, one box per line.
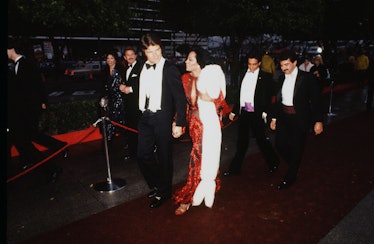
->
[270, 119, 276, 130]
[314, 122, 323, 135]
[172, 122, 184, 138]
[119, 84, 131, 94]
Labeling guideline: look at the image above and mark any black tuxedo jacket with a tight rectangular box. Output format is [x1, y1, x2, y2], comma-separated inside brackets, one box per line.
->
[272, 69, 323, 126]
[124, 60, 142, 127]
[232, 69, 275, 115]
[8, 56, 45, 125]
[159, 60, 187, 127]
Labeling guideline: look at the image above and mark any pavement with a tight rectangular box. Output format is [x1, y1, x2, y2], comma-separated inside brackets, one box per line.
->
[5, 84, 374, 244]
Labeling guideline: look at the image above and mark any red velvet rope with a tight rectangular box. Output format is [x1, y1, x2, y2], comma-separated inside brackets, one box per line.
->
[7, 125, 98, 183]
[7, 106, 234, 183]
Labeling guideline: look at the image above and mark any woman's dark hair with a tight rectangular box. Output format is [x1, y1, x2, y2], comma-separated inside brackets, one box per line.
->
[106, 49, 119, 61]
[189, 47, 214, 69]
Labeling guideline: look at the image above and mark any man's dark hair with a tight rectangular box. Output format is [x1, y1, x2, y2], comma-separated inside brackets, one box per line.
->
[246, 49, 263, 63]
[123, 46, 137, 55]
[7, 37, 25, 54]
[279, 49, 298, 63]
[140, 33, 162, 50]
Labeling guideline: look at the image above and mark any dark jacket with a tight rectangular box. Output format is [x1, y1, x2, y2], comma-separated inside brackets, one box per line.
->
[124, 60, 142, 128]
[8, 56, 45, 125]
[272, 70, 323, 126]
[232, 69, 275, 116]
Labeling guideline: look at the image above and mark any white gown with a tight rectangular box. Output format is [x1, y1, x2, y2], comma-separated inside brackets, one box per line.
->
[192, 64, 226, 208]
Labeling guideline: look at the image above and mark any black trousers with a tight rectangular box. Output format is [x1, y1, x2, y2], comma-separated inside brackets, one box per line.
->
[137, 110, 173, 198]
[125, 109, 141, 157]
[8, 111, 66, 164]
[229, 110, 279, 173]
[275, 113, 308, 182]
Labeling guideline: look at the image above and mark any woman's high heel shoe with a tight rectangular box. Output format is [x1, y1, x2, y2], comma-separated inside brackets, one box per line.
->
[175, 203, 190, 216]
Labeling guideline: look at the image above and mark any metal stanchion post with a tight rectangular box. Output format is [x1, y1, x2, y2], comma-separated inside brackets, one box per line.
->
[327, 79, 337, 117]
[92, 98, 126, 193]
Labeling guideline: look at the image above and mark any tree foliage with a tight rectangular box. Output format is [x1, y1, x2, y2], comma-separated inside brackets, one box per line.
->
[160, 0, 326, 40]
[324, 0, 374, 40]
[8, 0, 132, 37]
[159, 0, 327, 86]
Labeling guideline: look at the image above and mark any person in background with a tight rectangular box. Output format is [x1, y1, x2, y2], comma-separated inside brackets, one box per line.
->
[102, 50, 126, 142]
[173, 48, 228, 215]
[366, 58, 374, 111]
[7, 38, 67, 172]
[354, 48, 370, 86]
[270, 49, 323, 190]
[310, 54, 329, 92]
[223, 50, 279, 177]
[261, 50, 277, 79]
[119, 47, 142, 160]
[298, 56, 314, 72]
[137, 33, 187, 208]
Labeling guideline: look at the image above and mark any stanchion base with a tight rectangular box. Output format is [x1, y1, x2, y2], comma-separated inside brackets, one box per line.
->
[327, 112, 337, 117]
[93, 178, 127, 193]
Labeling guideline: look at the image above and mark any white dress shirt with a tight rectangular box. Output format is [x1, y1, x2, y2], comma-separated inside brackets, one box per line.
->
[14, 56, 23, 75]
[139, 57, 165, 112]
[126, 60, 137, 80]
[240, 68, 259, 111]
[281, 68, 298, 106]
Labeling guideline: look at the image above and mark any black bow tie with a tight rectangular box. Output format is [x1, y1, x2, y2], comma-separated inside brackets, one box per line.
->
[146, 63, 156, 70]
[128, 64, 132, 68]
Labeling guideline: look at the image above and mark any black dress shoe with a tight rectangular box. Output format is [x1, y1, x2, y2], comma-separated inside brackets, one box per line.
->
[49, 167, 63, 183]
[223, 170, 240, 177]
[277, 180, 294, 190]
[147, 188, 158, 198]
[22, 162, 35, 171]
[124, 152, 136, 160]
[150, 197, 165, 208]
[269, 164, 279, 173]
[61, 149, 69, 159]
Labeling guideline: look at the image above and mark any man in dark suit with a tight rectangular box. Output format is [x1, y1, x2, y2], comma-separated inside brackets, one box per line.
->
[270, 49, 324, 190]
[137, 33, 187, 208]
[223, 50, 279, 176]
[119, 47, 142, 160]
[7, 38, 67, 170]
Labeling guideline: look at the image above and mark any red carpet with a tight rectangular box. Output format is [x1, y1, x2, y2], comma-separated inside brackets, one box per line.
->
[22, 111, 374, 243]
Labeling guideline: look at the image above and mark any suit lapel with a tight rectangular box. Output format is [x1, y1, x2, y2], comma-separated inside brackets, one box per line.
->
[254, 71, 263, 99]
[293, 71, 304, 97]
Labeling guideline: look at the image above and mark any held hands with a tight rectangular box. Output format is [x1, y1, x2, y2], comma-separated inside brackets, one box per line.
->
[172, 122, 184, 138]
[229, 112, 235, 121]
[119, 84, 130, 94]
[314, 122, 323, 135]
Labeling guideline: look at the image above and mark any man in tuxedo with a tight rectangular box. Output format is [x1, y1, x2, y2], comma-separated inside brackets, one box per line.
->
[7, 38, 67, 171]
[137, 33, 187, 208]
[119, 47, 142, 160]
[223, 50, 279, 177]
[270, 49, 324, 190]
